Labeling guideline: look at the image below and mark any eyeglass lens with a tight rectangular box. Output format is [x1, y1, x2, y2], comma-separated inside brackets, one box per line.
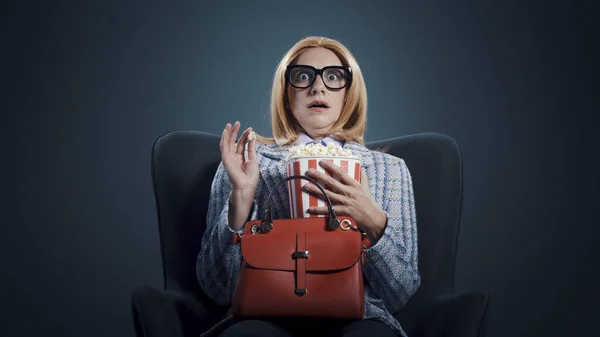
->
[289, 67, 348, 89]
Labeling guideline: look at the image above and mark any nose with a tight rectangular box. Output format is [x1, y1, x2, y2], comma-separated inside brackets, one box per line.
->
[310, 74, 326, 95]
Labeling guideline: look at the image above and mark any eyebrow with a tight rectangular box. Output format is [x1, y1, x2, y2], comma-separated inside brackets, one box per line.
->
[291, 64, 344, 68]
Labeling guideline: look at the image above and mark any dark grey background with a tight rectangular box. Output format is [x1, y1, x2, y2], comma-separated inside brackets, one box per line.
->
[2, 0, 598, 336]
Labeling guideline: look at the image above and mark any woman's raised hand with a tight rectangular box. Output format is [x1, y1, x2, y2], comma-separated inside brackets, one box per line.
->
[220, 121, 259, 193]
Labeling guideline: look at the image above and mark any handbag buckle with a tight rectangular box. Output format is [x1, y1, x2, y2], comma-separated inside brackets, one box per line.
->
[295, 288, 307, 296]
[292, 250, 310, 259]
[250, 224, 261, 235]
[340, 219, 358, 231]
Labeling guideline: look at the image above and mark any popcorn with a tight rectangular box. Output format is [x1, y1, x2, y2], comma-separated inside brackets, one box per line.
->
[285, 142, 362, 218]
[247, 130, 256, 141]
[285, 142, 359, 161]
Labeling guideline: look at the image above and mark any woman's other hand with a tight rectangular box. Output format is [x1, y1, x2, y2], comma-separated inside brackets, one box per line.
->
[220, 121, 259, 231]
[304, 160, 387, 244]
[220, 121, 259, 191]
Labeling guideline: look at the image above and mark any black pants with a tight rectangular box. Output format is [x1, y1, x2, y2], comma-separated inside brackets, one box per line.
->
[218, 317, 398, 337]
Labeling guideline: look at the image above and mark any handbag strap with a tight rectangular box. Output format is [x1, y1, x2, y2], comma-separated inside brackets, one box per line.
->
[261, 174, 340, 232]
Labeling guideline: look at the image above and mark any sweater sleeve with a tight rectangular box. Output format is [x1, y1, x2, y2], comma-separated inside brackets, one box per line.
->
[362, 156, 420, 314]
[196, 161, 259, 306]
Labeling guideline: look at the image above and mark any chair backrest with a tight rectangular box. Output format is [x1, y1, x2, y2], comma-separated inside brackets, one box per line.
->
[367, 133, 463, 333]
[151, 131, 221, 299]
[151, 130, 463, 323]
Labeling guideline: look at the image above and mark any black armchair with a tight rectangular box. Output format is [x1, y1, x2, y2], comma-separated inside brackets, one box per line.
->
[131, 130, 490, 337]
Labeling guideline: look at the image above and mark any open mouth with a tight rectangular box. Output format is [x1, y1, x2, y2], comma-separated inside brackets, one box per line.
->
[308, 100, 330, 109]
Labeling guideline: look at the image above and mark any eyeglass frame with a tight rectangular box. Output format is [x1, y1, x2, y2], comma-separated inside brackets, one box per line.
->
[285, 65, 353, 90]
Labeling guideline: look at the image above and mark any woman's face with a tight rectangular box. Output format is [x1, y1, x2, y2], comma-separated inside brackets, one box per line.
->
[287, 47, 347, 140]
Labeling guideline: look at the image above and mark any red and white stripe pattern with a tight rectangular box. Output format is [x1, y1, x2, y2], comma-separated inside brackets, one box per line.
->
[286, 157, 361, 218]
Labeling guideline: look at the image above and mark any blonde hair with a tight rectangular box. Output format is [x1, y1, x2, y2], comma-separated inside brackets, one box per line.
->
[255, 36, 368, 146]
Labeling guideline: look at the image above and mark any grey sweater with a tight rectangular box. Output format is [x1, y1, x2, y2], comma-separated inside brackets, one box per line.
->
[196, 140, 420, 336]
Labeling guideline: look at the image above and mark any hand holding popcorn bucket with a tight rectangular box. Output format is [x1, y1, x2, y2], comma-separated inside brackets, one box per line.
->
[285, 145, 361, 218]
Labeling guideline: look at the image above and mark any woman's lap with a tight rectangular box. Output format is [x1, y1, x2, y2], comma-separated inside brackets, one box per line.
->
[218, 319, 292, 337]
[218, 318, 398, 337]
[336, 319, 398, 337]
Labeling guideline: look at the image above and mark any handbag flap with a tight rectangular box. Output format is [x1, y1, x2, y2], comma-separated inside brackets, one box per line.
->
[239, 217, 363, 272]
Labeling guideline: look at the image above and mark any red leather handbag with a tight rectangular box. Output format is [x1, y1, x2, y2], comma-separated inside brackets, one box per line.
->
[231, 175, 371, 320]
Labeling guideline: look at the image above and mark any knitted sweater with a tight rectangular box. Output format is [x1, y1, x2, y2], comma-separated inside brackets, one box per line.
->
[196, 140, 420, 337]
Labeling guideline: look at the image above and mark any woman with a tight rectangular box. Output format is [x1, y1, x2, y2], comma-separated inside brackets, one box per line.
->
[197, 36, 420, 337]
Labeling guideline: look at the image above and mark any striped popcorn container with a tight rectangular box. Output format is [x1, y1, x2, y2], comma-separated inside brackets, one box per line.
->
[285, 156, 362, 218]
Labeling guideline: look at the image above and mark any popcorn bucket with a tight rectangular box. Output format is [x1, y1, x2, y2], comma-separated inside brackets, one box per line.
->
[286, 156, 362, 218]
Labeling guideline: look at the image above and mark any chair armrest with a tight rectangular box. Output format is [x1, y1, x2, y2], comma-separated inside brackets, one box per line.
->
[131, 285, 226, 337]
[411, 290, 490, 337]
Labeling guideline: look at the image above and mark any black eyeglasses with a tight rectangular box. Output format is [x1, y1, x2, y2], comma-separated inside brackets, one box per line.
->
[286, 65, 352, 90]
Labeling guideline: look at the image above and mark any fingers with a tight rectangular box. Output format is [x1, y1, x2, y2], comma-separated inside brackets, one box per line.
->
[305, 160, 360, 194]
[221, 121, 253, 155]
[360, 168, 370, 190]
[247, 130, 257, 161]
[307, 205, 348, 215]
[303, 182, 345, 205]
[229, 121, 241, 151]
[219, 123, 229, 150]
[319, 160, 361, 187]
[239, 127, 257, 161]
[220, 122, 236, 152]
[306, 168, 346, 194]
[236, 127, 252, 155]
